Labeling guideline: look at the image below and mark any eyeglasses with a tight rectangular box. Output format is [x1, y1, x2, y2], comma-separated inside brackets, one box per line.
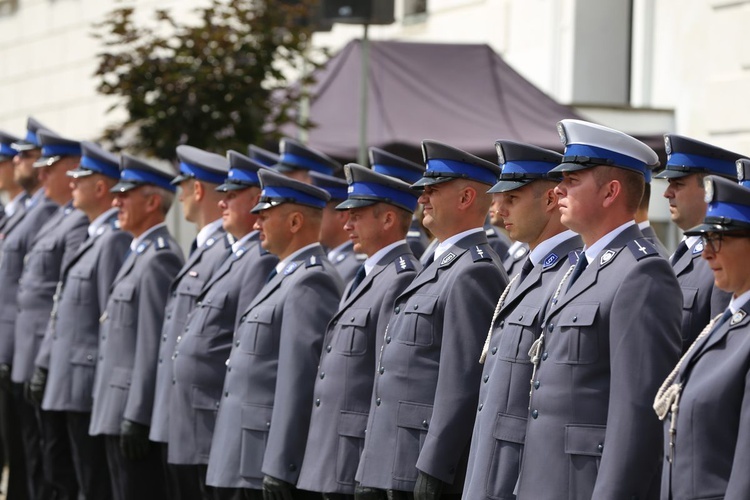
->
[701, 231, 750, 253]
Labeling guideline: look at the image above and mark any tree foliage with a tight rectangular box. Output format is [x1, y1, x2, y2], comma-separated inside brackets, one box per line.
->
[92, 0, 324, 160]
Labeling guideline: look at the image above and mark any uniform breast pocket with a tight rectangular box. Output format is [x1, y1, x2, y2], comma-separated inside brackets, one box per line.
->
[396, 295, 438, 347]
[552, 303, 599, 365]
[332, 308, 370, 356]
[68, 265, 94, 305]
[177, 277, 206, 302]
[498, 305, 540, 362]
[239, 305, 275, 355]
[35, 240, 60, 276]
[111, 283, 137, 328]
[195, 292, 228, 338]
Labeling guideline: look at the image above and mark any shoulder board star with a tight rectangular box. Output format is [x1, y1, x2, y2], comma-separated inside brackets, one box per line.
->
[283, 261, 300, 275]
[306, 255, 323, 268]
[395, 255, 416, 273]
[542, 252, 559, 269]
[730, 310, 747, 326]
[692, 241, 704, 254]
[599, 249, 616, 266]
[440, 252, 457, 266]
[626, 238, 657, 260]
[471, 244, 491, 262]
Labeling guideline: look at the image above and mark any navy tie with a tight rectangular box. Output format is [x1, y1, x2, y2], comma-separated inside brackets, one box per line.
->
[265, 268, 278, 283]
[189, 238, 198, 256]
[347, 264, 367, 298]
[519, 257, 534, 283]
[670, 241, 689, 266]
[567, 252, 588, 290]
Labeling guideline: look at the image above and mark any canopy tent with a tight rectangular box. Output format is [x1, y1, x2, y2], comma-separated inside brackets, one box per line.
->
[280, 39, 666, 166]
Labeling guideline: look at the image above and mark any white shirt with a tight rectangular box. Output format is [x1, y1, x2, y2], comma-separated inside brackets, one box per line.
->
[231, 230, 258, 254]
[25, 188, 45, 209]
[196, 218, 224, 249]
[581, 220, 636, 265]
[88, 207, 119, 238]
[275, 243, 321, 274]
[130, 222, 167, 252]
[364, 240, 406, 276]
[528, 230, 578, 265]
[729, 290, 750, 314]
[3, 192, 26, 218]
[433, 227, 485, 261]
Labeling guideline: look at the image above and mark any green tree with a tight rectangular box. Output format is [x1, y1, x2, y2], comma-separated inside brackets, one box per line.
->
[92, 0, 324, 160]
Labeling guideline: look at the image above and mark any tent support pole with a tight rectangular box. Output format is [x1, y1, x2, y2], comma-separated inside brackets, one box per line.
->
[358, 24, 370, 166]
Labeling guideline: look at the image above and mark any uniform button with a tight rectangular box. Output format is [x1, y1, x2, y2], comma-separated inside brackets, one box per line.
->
[158, 358, 163, 364]
[332, 320, 337, 326]
[572, 315, 578, 323]
[534, 380, 540, 389]
[288, 464, 296, 472]
[413, 304, 418, 310]
[483, 375, 489, 383]
[207, 299, 212, 304]
[101, 335, 105, 341]
[597, 443, 603, 452]
[215, 402, 220, 408]
[518, 314, 523, 321]
[266, 422, 271, 428]
[176, 336, 182, 342]
[542, 352, 548, 361]
[99, 356, 103, 361]
[379, 367, 385, 374]
[326, 345, 332, 353]
[491, 347, 497, 355]
[421, 420, 429, 429]
[376, 398, 381, 406]
[86, 354, 93, 361]
[166, 314, 171, 320]
[531, 409, 539, 419]
[315, 399, 320, 407]
[386, 336, 391, 344]
[478, 403, 483, 412]
[196, 301, 202, 307]
[235, 340, 240, 347]
[350, 316, 355, 321]
[162, 335, 167, 341]
[254, 313, 259, 319]
[172, 379, 176, 385]
[224, 391, 229, 398]
[499, 320, 504, 328]
[394, 306, 400, 314]
[319, 372, 325, 379]
[548, 323, 554, 332]
[227, 366, 231, 372]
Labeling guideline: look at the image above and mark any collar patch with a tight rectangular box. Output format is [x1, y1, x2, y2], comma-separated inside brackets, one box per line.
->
[731, 310, 747, 326]
[600, 249, 616, 266]
[542, 253, 559, 269]
[283, 262, 299, 275]
[440, 252, 457, 266]
[514, 246, 528, 259]
[693, 242, 704, 254]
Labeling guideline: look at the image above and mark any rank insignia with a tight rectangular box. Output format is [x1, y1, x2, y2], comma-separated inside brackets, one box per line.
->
[693, 242, 704, 254]
[283, 262, 299, 275]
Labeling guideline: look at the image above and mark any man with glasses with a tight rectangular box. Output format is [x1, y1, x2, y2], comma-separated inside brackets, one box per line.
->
[654, 175, 750, 499]
[656, 135, 746, 351]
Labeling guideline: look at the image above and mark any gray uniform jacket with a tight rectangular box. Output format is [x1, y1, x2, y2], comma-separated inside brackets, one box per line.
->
[356, 231, 508, 494]
[0, 195, 58, 366]
[38, 212, 132, 412]
[672, 239, 731, 351]
[463, 234, 582, 500]
[167, 232, 278, 464]
[503, 243, 530, 277]
[89, 226, 184, 435]
[206, 244, 344, 489]
[640, 225, 669, 259]
[661, 306, 750, 500]
[485, 224, 512, 260]
[0, 198, 27, 236]
[517, 225, 682, 500]
[13, 203, 89, 383]
[149, 227, 229, 443]
[330, 240, 366, 283]
[297, 243, 420, 494]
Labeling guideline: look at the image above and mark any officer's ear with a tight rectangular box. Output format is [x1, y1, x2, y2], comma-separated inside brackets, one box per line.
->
[193, 180, 205, 201]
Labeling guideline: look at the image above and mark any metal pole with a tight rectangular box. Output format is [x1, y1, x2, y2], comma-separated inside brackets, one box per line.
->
[357, 23, 370, 166]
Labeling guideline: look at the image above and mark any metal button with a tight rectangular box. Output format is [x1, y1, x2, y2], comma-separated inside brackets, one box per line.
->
[413, 304, 418, 310]
[491, 346, 498, 355]
[394, 306, 400, 314]
[315, 399, 320, 407]
[534, 380, 540, 389]
[572, 315, 578, 323]
[176, 336, 182, 343]
[266, 422, 271, 428]
[499, 320, 504, 328]
[542, 352, 548, 361]
[224, 391, 229, 398]
[320, 372, 325, 379]
[421, 420, 429, 429]
[379, 367, 384, 374]
[483, 375, 489, 383]
[235, 340, 240, 347]
[478, 403, 483, 412]
[518, 314, 524, 321]
[376, 398, 381, 406]
[254, 313, 259, 319]
[288, 464, 296, 472]
[386, 336, 391, 344]
[597, 444, 603, 452]
[548, 323, 554, 332]
[350, 316, 355, 321]
[86, 354, 93, 361]
[326, 345, 332, 353]
[215, 402, 220, 408]
[531, 409, 539, 419]
[240, 315, 246, 322]
[162, 335, 167, 341]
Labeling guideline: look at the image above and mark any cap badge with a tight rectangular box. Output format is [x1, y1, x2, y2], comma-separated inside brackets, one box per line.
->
[557, 123, 567, 145]
[738, 161, 745, 181]
[704, 178, 714, 203]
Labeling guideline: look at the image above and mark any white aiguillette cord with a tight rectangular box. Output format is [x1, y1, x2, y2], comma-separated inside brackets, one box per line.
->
[479, 272, 520, 364]
[653, 312, 723, 463]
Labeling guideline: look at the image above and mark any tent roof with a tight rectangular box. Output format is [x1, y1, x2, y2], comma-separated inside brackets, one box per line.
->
[281, 39, 585, 163]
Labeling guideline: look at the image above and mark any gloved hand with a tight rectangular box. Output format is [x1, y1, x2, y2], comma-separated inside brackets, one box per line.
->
[261, 474, 294, 500]
[27, 367, 48, 407]
[0, 363, 12, 392]
[354, 484, 387, 500]
[119, 419, 151, 460]
[413, 471, 444, 500]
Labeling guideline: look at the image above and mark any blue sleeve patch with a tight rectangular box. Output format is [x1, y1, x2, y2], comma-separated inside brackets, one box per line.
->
[394, 254, 416, 273]
[627, 239, 657, 260]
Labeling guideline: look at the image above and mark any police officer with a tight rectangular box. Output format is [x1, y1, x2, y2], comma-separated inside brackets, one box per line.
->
[206, 170, 344, 499]
[355, 140, 508, 499]
[0, 118, 60, 500]
[463, 141, 582, 500]
[273, 137, 342, 184]
[656, 135, 743, 350]
[30, 141, 132, 500]
[149, 145, 230, 498]
[167, 151, 277, 500]
[89, 155, 185, 500]
[297, 164, 421, 499]
[517, 120, 682, 499]
[0, 131, 27, 231]
[311, 171, 367, 283]
[654, 176, 750, 499]
[368, 147, 431, 259]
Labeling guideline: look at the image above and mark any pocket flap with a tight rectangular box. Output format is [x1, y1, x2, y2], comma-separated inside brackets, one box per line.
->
[177, 279, 206, 297]
[112, 283, 136, 302]
[35, 240, 57, 251]
[69, 265, 94, 279]
[246, 305, 275, 325]
[492, 412, 527, 443]
[191, 385, 221, 410]
[339, 308, 370, 327]
[506, 305, 540, 327]
[403, 295, 438, 316]
[557, 303, 599, 327]
[202, 292, 227, 309]
[681, 287, 698, 309]
[338, 411, 368, 438]
[109, 367, 131, 389]
[564, 424, 606, 456]
[69, 347, 96, 366]
[396, 401, 433, 430]
[241, 404, 273, 431]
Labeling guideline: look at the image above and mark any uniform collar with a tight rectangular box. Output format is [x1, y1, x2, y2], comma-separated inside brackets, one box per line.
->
[364, 239, 406, 275]
[434, 227, 484, 261]
[231, 230, 257, 254]
[196, 218, 223, 248]
[528, 229, 577, 265]
[275, 242, 321, 274]
[130, 222, 166, 252]
[88, 207, 118, 238]
[729, 290, 750, 314]
[582, 220, 636, 264]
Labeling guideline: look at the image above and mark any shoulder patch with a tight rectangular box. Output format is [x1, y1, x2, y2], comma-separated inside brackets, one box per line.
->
[470, 244, 492, 262]
[439, 252, 458, 267]
[567, 250, 581, 265]
[283, 261, 300, 275]
[395, 255, 416, 273]
[626, 238, 657, 260]
[692, 241, 704, 254]
[542, 252, 559, 269]
[155, 236, 170, 251]
[306, 255, 323, 268]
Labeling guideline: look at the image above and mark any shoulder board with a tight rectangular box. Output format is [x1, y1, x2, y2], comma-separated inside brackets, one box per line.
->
[470, 244, 492, 262]
[394, 254, 416, 274]
[485, 227, 497, 237]
[155, 236, 170, 251]
[692, 241, 704, 254]
[567, 250, 581, 265]
[136, 241, 151, 254]
[439, 251, 458, 267]
[283, 261, 300, 275]
[305, 255, 323, 268]
[626, 238, 657, 261]
[541, 252, 560, 269]
[407, 230, 422, 238]
[513, 245, 528, 260]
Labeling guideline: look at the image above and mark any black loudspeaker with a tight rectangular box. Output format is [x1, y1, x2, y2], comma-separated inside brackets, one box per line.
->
[322, 0, 395, 25]
[280, 0, 333, 33]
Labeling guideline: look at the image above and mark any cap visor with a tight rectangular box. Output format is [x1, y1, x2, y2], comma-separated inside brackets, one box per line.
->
[33, 156, 61, 168]
[215, 182, 251, 192]
[109, 181, 139, 193]
[684, 222, 740, 236]
[410, 176, 455, 189]
[335, 198, 377, 211]
[653, 169, 691, 180]
[487, 179, 532, 194]
[66, 168, 95, 178]
[10, 141, 37, 152]
[549, 162, 593, 175]
[170, 174, 192, 186]
[274, 163, 299, 173]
